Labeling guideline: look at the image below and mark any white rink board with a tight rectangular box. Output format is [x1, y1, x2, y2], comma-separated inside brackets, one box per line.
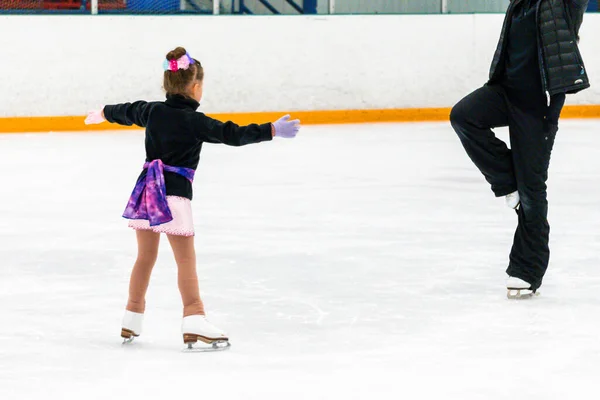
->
[0, 14, 598, 118]
[1, 121, 600, 399]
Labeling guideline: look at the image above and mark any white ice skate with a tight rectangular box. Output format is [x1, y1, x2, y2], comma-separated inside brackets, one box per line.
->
[506, 276, 538, 299]
[181, 315, 230, 352]
[505, 191, 520, 210]
[121, 310, 144, 343]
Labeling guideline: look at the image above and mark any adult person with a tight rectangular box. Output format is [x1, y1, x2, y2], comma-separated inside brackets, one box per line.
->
[450, 0, 590, 298]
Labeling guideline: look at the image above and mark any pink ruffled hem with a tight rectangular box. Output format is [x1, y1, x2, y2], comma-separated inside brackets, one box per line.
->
[128, 196, 195, 237]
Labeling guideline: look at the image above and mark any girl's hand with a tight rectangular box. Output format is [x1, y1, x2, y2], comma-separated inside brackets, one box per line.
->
[85, 108, 106, 125]
[272, 114, 300, 138]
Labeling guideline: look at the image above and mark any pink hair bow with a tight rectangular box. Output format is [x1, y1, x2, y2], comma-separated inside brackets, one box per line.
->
[163, 52, 193, 72]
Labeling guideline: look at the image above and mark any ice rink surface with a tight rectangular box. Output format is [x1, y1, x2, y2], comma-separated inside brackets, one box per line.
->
[1, 121, 600, 399]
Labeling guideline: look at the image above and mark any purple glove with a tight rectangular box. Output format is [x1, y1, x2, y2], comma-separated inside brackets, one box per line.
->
[273, 114, 300, 138]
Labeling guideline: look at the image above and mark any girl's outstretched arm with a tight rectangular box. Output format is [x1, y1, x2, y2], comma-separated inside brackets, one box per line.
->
[103, 101, 154, 128]
[195, 114, 300, 146]
[85, 101, 154, 128]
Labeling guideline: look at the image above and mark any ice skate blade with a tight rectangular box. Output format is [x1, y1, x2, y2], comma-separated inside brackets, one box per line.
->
[121, 328, 138, 344]
[182, 333, 230, 352]
[183, 340, 230, 353]
[507, 289, 539, 300]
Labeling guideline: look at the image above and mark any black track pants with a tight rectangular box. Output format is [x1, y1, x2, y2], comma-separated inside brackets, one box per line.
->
[450, 84, 559, 290]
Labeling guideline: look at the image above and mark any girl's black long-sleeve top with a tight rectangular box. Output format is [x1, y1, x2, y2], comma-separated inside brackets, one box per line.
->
[103, 94, 273, 200]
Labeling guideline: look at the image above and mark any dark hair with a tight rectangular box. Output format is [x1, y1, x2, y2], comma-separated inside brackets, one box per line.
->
[163, 47, 204, 96]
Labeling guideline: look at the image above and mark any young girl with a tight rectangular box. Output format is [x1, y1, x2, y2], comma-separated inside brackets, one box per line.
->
[85, 47, 300, 351]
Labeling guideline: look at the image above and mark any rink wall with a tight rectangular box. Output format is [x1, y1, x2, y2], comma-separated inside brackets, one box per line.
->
[0, 14, 599, 133]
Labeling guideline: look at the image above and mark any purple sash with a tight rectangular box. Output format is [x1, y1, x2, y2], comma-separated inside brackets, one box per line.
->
[122, 159, 195, 226]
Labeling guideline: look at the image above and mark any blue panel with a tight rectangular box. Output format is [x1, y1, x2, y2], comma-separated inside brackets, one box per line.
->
[303, 0, 317, 14]
[128, 0, 179, 12]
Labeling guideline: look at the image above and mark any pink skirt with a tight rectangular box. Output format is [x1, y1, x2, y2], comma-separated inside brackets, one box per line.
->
[128, 196, 195, 236]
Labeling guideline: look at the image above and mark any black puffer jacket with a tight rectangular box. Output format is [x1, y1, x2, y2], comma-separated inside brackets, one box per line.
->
[489, 0, 590, 96]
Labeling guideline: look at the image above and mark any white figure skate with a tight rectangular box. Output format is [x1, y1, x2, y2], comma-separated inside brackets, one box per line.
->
[121, 310, 144, 343]
[507, 276, 538, 299]
[182, 315, 230, 352]
[505, 191, 520, 210]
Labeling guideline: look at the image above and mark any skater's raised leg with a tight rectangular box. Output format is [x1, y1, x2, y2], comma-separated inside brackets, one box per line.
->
[450, 85, 517, 198]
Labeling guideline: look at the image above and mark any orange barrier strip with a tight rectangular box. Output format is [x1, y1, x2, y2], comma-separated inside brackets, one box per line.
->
[0, 105, 598, 134]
